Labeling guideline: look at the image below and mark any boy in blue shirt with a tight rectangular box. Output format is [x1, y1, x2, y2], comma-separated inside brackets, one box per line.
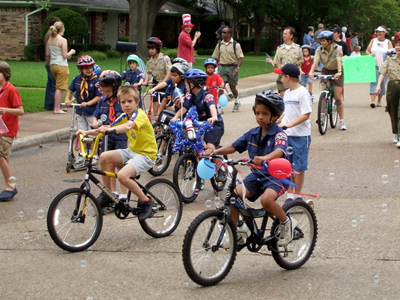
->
[207, 91, 298, 248]
[121, 54, 144, 108]
[92, 70, 128, 214]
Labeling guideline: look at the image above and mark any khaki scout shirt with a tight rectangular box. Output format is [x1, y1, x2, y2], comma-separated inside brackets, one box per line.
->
[315, 44, 343, 70]
[273, 42, 303, 67]
[145, 53, 172, 82]
[212, 38, 244, 65]
[379, 56, 400, 81]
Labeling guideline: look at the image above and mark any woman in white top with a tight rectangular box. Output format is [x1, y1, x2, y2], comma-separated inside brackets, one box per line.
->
[365, 25, 393, 108]
[48, 21, 75, 114]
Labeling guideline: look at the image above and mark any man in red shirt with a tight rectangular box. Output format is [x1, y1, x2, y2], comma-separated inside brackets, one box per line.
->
[395, 29, 400, 42]
[177, 14, 201, 69]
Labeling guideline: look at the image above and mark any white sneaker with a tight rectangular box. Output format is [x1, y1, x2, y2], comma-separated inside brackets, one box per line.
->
[340, 120, 347, 131]
[232, 100, 241, 113]
[277, 217, 298, 247]
[396, 140, 400, 148]
[218, 105, 224, 115]
[393, 134, 399, 143]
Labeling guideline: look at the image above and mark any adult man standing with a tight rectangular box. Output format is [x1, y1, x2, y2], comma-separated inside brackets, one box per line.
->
[303, 26, 316, 54]
[212, 27, 244, 112]
[177, 14, 201, 69]
[44, 16, 61, 110]
[215, 22, 226, 43]
[273, 27, 303, 96]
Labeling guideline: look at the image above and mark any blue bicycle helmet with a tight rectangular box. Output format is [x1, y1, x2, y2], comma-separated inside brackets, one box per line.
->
[204, 58, 218, 67]
[255, 90, 285, 116]
[317, 30, 334, 40]
[183, 69, 208, 86]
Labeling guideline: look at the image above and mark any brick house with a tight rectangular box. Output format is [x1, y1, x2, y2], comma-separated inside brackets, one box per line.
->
[0, 0, 205, 60]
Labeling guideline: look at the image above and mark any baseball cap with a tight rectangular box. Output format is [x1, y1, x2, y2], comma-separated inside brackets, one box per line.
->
[332, 27, 342, 33]
[274, 64, 300, 79]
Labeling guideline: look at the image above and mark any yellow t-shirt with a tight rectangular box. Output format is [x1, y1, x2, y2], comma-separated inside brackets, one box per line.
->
[113, 109, 157, 160]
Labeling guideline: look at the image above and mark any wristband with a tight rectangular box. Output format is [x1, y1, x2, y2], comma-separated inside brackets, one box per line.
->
[236, 66, 240, 70]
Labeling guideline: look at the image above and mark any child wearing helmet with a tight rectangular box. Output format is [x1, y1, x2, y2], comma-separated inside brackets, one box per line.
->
[142, 37, 172, 118]
[122, 54, 144, 108]
[204, 58, 225, 114]
[77, 85, 157, 221]
[208, 90, 298, 248]
[300, 45, 314, 100]
[171, 68, 224, 154]
[155, 61, 188, 120]
[92, 70, 128, 213]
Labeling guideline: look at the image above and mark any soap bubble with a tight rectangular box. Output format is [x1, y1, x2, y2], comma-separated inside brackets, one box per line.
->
[8, 176, 17, 187]
[24, 232, 29, 240]
[373, 275, 380, 283]
[382, 174, 389, 184]
[382, 203, 388, 213]
[329, 173, 334, 180]
[37, 209, 45, 219]
[351, 219, 358, 228]
[230, 197, 236, 204]
[194, 189, 200, 195]
[394, 160, 399, 167]
[80, 259, 87, 268]
[214, 197, 221, 206]
[205, 199, 212, 208]
[87, 247, 93, 254]
[287, 146, 294, 155]
[19, 211, 24, 219]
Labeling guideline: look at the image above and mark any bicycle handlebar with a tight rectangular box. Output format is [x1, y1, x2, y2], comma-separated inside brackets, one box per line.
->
[62, 103, 81, 107]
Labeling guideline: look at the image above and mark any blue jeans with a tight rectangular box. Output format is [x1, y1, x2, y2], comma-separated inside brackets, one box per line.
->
[44, 64, 56, 110]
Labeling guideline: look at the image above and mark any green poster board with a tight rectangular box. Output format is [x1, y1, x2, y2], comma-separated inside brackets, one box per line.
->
[342, 55, 376, 83]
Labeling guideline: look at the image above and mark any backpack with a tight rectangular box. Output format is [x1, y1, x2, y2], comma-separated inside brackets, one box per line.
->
[218, 40, 238, 60]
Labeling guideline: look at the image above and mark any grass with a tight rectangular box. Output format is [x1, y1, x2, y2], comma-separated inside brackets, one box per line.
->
[5, 54, 272, 113]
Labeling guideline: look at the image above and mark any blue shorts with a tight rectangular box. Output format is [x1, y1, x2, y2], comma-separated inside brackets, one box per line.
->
[288, 136, 311, 172]
[204, 128, 224, 147]
[100, 133, 128, 154]
[301, 74, 313, 87]
[243, 172, 288, 202]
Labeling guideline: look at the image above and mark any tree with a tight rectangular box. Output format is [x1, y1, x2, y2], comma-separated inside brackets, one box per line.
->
[127, 0, 169, 57]
[29, 0, 51, 10]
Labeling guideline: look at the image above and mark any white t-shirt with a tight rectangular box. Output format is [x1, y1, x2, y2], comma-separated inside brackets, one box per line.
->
[282, 86, 312, 136]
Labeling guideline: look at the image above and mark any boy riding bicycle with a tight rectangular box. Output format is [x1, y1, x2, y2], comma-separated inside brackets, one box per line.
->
[205, 91, 297, 247]
[76, 85, 157, 220]
[121, 54, 144, 108]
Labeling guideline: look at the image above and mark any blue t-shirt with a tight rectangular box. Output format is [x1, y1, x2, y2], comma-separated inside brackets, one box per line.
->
[303, 34, 316, 50]
[68, 73, 102, 116]
[164, 81, 187, 111]
[93, 95, 124, 125]
[183, 89, 224, 130]
[232, 124, 287, 174]
[121, 69, 144, 86]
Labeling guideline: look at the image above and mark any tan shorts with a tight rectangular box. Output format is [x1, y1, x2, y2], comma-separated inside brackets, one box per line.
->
[0, 136, 14, 158]
[276, 74, 285, 92]
[50, 65, 70, 90]
[321, 68, 344, 88]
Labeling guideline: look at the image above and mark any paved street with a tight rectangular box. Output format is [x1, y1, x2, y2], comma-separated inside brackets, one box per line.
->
[1, 80, 400, 299]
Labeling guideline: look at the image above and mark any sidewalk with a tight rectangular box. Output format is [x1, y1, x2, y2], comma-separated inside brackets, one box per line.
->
[13, 73, 278, 152]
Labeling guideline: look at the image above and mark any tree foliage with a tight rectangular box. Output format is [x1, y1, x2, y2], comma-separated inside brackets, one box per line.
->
[29, 0, 51, 10]
[39, 8, 89, 41]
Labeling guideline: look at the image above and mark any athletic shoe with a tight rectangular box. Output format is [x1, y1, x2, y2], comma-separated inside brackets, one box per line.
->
[138, 198, 154, 221]
[97, 191, 113, 208]
[218, 105, 224, 115]
[232, 100, 241, 113]
[340, 120, 347, 131]
[228, 93, 234, 99]
[0, 188, 18, 201]
[221, 231, 245, 250]
[393, 134, 399, 143]
[277, 217, 298, 247]
[396, 140, 400, 148]
[92, 158, 99, 166]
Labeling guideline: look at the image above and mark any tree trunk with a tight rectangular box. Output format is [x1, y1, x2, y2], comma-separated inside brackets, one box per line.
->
[254, 29, 262, 55]
[127, 0, 168, 57]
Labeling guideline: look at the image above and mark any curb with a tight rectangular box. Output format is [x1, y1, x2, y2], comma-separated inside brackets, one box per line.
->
[11, 83, 277, 152]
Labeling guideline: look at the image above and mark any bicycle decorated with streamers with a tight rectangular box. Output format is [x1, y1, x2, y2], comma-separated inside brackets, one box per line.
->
[47, 133, 182, 252]
[169, 106, 228, 203]
[182, 154, 318, 286]
[315, 74, 339, 135]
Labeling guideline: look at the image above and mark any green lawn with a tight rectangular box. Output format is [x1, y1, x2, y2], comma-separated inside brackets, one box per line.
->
[6, 54, 272, 113]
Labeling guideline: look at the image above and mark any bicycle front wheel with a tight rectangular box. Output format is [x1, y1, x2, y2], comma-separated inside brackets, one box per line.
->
[149, 135, 173, 177]
[329, 97, 338, 128]
[182, 210, 237, 286]
[152, 121, 163, 137]
[173, 152, 201, 203]
[270, 199, 318, 270]
[139, 178, 182, 238]
[317, 94, 328, 135]
[47, 188, 103, 252]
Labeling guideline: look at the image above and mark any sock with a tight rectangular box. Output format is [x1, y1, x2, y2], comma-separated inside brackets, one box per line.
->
[119, 194, 127, 199]
[112, 191, 119, 197]
[286, 193, 294, 200]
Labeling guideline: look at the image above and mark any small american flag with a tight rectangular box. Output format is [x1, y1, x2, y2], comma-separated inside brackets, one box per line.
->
[265, 53, 275, 66]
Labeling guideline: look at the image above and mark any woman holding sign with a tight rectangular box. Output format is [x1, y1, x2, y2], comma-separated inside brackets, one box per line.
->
[375, 38, 400, 146]
[366, 25, 393, 108]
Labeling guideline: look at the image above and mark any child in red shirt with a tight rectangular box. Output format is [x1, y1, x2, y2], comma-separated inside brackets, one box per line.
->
[204, 58, 225, 114]
[0, 61, 24, 201]
[300, 45, 314, 101]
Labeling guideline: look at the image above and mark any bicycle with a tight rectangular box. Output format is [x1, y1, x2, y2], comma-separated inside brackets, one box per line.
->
[170, 107, 228, 203]
[47, 133, 183, 252]
[315, 74, 339, 135]
[182, 154, 318, 286]
[140, 82, 165, 135]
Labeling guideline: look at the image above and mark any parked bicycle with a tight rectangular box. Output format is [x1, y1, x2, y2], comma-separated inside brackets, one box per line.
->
[182, 154, 318, 286]
[315, 74, 339, 135]
[47, 133, 182, 252]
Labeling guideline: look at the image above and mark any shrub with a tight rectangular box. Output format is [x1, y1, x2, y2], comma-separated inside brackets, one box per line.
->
[196, 48, 214, 56]
[24, 44, 45, 61]
[106, 50, 121, 58]
[163, 48, 177, 60]
[78, 51, 107, 61]
[118, 36, 129, 42]
[237, 38, 254, 53]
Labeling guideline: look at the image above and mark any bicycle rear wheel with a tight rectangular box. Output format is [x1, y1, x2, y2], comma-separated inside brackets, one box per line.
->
[47, 188, 103, 252]
[173, 152, 201, 203]
[329, 97, 338, 128]
[270, 199, 318, 270]
[139, 178, 182, 238]
[148, 135, 173, 177]
[182, 210, 237, 286]
[152, 121, 163, 137]
[317, 94, 328, 135]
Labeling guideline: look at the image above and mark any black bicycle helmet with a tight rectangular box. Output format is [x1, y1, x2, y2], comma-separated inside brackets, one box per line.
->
[98, 70, 122, 88]
[146, 37, 163, 49]
[183, 69, 208, 86]
[170, 62, 189, 76]
[317, 30, 334, 40]
[255, 90, 285, 116]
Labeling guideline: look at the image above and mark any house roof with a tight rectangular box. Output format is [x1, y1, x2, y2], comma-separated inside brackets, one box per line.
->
[0, 0, 204, 15]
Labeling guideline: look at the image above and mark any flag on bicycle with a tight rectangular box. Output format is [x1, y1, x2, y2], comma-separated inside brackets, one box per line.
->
[265, 53, 275, 66]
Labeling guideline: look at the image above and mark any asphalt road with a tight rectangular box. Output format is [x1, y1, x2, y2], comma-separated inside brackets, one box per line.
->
[1, 82, 400, 299]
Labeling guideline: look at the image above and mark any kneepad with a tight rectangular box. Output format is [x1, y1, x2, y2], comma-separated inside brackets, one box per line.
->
[335, 100, 342, 105]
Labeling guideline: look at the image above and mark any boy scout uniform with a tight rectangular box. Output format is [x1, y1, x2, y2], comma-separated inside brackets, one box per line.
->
[379, 56, 400, 133]
[273, 43, 303, 92]
[315, 43, 344, 87]
[145, 53, 171, 83]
